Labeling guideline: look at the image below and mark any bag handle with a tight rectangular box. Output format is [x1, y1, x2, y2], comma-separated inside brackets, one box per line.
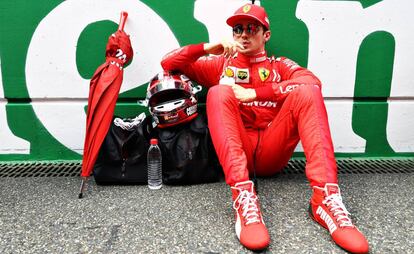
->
[113, 112, 146, 131]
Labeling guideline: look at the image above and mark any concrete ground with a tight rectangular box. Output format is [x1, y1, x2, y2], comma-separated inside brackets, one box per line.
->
[0, 173, 413, 254]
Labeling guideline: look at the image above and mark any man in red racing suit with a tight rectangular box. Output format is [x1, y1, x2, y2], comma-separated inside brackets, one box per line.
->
[161, 3, 369, 253]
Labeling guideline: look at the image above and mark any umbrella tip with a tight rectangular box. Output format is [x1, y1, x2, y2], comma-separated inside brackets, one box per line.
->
[78, 177, 89, 199]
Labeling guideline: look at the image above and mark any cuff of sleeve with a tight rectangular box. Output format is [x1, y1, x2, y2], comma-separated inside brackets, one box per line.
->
[255, 86, 274, 101]
[187, 43, 207, 60]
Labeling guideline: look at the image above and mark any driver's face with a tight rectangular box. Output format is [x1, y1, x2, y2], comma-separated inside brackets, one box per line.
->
[232, 18, 270, 56]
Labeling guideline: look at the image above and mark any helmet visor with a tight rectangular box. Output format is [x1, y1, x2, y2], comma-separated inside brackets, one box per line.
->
[148, 79, 186, 98]
[152, 99, 186, 113]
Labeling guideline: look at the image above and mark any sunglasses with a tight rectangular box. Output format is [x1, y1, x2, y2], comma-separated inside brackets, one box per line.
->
[232, 23, 262, 36]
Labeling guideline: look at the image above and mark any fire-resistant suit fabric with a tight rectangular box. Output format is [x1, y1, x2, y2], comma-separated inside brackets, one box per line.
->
[161, 43, 337, 187]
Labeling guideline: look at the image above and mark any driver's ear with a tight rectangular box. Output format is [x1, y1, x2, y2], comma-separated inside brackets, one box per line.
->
[264, 30, 271, 43]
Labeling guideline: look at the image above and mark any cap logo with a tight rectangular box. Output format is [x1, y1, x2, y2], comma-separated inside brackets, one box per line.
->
[243, 5, 251, 13]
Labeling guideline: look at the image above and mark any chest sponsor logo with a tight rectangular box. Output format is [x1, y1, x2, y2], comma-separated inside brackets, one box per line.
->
[224, 67, 235, 77]
[242, 101, 277, 108]
[258, 68, 270, 81]
[236, 68, 249, 83]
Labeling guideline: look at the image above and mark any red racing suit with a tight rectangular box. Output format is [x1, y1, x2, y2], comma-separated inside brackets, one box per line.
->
[161, 43, 337, 187]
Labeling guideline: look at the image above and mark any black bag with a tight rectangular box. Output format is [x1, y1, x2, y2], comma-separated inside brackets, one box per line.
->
[93, 115, 150, 185]
[156, 113, 223, 185]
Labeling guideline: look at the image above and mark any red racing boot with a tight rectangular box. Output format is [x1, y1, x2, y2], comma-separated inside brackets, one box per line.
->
[231, 180, 270, 250]
[309, 183, 369, 253]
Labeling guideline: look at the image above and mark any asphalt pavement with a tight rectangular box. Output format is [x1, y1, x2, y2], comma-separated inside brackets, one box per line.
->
[0, 172, 413, 254]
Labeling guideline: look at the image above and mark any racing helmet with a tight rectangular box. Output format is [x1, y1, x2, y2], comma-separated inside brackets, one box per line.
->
[146, 71, 198, 128]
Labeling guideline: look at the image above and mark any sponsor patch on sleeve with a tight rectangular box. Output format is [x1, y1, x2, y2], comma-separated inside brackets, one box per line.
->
[282, 58, 300, 70]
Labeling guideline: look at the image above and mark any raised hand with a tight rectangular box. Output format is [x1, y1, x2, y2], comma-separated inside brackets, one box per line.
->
[204, 39, 245, 58]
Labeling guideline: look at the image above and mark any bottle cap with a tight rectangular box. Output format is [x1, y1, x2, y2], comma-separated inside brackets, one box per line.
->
[150, 138, 158, 145]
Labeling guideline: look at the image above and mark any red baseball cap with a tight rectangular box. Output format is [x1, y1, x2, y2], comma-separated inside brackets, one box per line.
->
[226, 4, 270, 30]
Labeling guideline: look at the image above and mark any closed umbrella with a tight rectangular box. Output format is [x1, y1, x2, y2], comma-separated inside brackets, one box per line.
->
[79, 12, 133, 198]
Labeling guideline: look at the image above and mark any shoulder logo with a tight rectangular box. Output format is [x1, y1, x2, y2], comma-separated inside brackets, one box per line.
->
[282, 58, 300, 70]
[258, 68, 270, 81]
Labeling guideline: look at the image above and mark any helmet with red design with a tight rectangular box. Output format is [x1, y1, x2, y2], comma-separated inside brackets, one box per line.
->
[146, 71, 199, 128]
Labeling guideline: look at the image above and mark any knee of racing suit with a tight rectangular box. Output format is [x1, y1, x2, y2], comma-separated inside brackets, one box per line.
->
[206, 85, 238, 108]
[288, 84, 323, 110]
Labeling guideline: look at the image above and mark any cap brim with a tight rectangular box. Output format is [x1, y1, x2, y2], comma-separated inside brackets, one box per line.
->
[226, 14, 268, 29]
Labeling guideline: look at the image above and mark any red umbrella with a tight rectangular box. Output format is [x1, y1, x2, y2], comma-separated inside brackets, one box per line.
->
[79, 12, 133, 198]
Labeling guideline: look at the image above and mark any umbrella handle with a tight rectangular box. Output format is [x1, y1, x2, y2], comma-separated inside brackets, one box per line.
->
[78, 176, 89, 199]
[118, 11, 128, 31]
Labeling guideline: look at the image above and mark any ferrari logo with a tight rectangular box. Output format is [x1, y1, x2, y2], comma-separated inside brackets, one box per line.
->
[258, 68, 270, 81]
[243, 5, 251, 13]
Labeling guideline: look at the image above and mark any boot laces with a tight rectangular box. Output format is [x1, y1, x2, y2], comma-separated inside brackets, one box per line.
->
[232, 189, 260, 225]
[323, 193, 354, 228]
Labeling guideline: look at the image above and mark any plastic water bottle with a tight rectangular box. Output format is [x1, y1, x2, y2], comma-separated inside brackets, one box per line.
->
[147, 138, 162, 190]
